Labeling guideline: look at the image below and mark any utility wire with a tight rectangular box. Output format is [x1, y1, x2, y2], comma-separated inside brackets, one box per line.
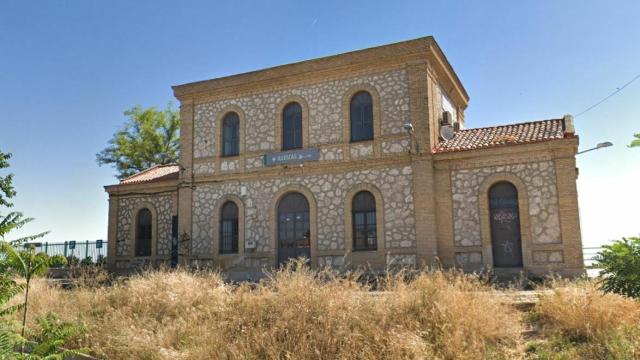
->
[575, 72, 640, 117]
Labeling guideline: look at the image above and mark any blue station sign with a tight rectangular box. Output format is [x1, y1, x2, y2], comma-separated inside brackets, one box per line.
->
[263, 148, 320, 166]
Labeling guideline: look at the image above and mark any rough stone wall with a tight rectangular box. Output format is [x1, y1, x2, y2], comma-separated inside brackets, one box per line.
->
[115, 194, 174, 256]
[382, 139, 410, 155]
[386, 254, 417, 267]
[350, 143, 374, 159]
[194, 162, 215, 176]
[192, 69, 410, 159]
[451, 161, 561, 246]
[319, 147, 345, 162]
[191, 165, 416, 255]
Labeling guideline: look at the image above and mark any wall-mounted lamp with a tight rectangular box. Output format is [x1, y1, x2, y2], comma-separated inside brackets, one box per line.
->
[403, 122, 420, 154]
[403, 123, 414, 133]
[577, 141, 613, 155]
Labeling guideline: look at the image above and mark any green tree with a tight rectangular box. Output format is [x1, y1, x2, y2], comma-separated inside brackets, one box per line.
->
[594, 237, 640, 298]
[0, 243, 50, 340]
[0, 152, 16, 208]
[0, 274, 26, 359]
[96, 104, 180, 180]
[0, 150, 47, 244]
[0, 277, 24, 317]
[630, 133, 640, 148]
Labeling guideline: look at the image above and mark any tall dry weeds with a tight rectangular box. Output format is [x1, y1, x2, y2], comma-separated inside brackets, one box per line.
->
[21, 264, 521, 360]
[529, 281, 640, 358]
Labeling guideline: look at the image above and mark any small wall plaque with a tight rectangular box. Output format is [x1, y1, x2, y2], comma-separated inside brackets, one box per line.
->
[263, 148, 320, 166]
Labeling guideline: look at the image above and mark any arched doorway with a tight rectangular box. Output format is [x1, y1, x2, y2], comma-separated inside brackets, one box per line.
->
[489, 182, 523, 267]
[277, 192, 310, 266]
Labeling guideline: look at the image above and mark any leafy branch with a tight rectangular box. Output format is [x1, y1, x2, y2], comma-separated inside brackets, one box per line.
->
[97, 103, 180, 179]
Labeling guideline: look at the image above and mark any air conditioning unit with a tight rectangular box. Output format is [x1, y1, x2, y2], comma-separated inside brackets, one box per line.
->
[441, 111, 453, 126]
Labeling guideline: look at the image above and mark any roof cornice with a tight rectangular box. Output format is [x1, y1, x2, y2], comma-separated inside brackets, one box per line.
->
[171, 36, 469, 107]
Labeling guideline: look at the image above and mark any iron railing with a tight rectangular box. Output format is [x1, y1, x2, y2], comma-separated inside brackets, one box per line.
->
[17, 242, 605, 267]
[583, 246, 603, 266]
[23, 240, 107, 262]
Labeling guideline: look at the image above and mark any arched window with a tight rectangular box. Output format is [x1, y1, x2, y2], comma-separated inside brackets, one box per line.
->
[135, 208, 152, 256]
[220, 201, 239, 254]
[222, 112, 240, 157]
[350, 91, 374, 142]
[282, 102, 302, 150]
[352, 191, 377, 251]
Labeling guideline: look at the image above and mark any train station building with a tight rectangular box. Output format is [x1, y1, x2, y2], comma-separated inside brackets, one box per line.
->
[105, 37, 584, 278]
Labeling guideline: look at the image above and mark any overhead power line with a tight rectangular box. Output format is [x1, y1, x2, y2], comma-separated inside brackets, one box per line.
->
[575, 72, 640, 117]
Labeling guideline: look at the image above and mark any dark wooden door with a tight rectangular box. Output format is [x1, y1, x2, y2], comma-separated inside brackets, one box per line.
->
[489, 182, 523, 267]
[278, 193, 310, 266]
[171, 216, 178, 268]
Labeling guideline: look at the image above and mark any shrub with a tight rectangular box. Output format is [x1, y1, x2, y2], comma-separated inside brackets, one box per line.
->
[593, 236, 640, 298]
[80, 256, 93, 267]
[65, 255, 79, 267]
[48, 255, 67, 268]
[34, 252, 49, 265]
[0, 313, 91, 359]
[95, 255, 106, 267]
[68, 265, 112, 288]
[26, 313, 90, 358]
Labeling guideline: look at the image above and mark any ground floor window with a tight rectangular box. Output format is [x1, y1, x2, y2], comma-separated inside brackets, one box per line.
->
[220, 201, 239, 254]
[135, 208, 152, 256]
[352, 191, 377, 251]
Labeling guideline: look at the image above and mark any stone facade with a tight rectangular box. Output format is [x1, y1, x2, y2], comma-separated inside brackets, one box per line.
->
[115, 194, 174, 257]
[110, 193, 175, 270]
[105, 37, 584, 278]
[451, 161, 561, 247]
[191, 165, 415, 256]
[192, 69, 409, 160]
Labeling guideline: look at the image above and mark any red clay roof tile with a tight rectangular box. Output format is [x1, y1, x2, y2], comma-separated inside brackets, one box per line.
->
[435, 118, 570, 153]
[119, 164, 180, 184]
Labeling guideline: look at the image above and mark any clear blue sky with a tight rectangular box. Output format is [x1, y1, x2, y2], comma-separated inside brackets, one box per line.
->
[1, 0, 638, 248]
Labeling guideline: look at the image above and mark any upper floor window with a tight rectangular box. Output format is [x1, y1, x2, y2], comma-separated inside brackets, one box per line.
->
[220, 201, 239, 254]
[350, 91, 374, 142]
[352, 191, 377, 251]
[135, 208, 152, 256]
[282, 102, 302, 150]
[222, 112, 240, 157]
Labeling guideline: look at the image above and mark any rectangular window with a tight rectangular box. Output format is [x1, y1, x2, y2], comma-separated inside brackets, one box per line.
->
[222, 122, 239, 157]
[353, 210, 377, 251]
[283, 117, 302, 150]
[220, 219, 238, 254]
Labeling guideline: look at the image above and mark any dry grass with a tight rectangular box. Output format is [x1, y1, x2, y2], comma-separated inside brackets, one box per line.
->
[527, 281, 640, 359]
[18, 264, 522, 360]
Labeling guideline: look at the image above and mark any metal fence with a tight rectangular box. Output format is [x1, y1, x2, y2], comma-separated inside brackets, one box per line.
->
[18, 242, 605, 267]
[583, 246, 604, 278]
[583, 246, 603, 267]
[24, 240, 107, 262]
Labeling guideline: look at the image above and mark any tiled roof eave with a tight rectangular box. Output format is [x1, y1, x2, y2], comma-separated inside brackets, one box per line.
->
[117, 164, 181, 185]
[433, 135, 576, 155]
